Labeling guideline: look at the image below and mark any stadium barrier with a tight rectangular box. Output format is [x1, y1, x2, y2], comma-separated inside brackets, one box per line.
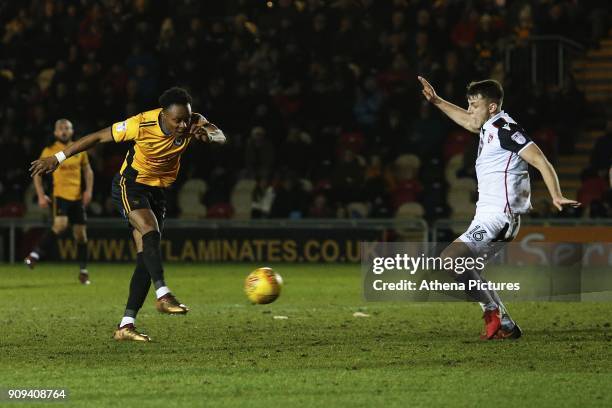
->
[1, 218, 609, 264]
[0, 218, 428, 264]
[431, 218, 612, 243]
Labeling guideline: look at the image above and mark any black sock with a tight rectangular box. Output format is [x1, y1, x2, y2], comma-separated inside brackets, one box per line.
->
[33, 230, 58, 259]
[455, 269, 496, 307]
[77, 242, 88, 270]
[124, 253, 151, 318]
[141, 231, 166, 289]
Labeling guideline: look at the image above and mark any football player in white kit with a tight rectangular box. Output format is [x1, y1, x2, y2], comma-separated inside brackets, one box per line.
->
[418, 76, 580, 340]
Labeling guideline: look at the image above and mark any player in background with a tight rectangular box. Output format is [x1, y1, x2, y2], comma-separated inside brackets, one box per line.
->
[25, 119, 93, 285]
[418, 76, 580, 340]
[30, 87, 226, 342]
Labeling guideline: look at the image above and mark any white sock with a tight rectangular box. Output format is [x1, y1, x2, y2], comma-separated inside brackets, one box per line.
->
[155, 286, 171, 299]
[120, 316, 135, 327]
[29, 252, 40, 260]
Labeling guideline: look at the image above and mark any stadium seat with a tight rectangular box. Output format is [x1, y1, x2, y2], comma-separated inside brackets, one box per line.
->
[394, 154, 421, 180]
[231, 179, 257, 220]
[443, 130, 471, 161]
[394, 202, 426, 240]
[577, 176, 608, 209]
[347, 202, 369, 218]
[445, 154, 464, 184]
[395, 202, 425, 218]
[206, 203, 234, 219]
[177, 179, 207, 219]
[391, 178, 423, 208]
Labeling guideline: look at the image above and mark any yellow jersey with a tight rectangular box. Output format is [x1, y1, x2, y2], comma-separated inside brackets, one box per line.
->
[40, 141, 89, 201]
[111, 108, 192, 188]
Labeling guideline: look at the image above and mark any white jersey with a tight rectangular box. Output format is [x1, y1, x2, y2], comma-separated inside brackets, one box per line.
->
[475, 111, 533, 215]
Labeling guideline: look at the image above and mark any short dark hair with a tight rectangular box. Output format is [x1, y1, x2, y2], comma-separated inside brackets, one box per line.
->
[466, 79, 504, 105]
[159, 87, 192, 109]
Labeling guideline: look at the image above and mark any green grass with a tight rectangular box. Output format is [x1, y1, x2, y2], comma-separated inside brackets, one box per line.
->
[1, 263, 611, 407]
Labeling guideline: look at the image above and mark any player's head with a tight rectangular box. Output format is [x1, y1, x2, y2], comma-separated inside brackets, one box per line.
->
[54, 119, 73, 143]
[466, 79, 504, 127]
[159, 87, 193, 136]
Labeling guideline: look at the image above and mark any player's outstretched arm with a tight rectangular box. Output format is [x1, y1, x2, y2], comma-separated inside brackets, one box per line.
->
[418, 76, 480, 134]
[519, 143, 581, 211]
[190, 113, 226, 144]
[30, 127, 113, 176]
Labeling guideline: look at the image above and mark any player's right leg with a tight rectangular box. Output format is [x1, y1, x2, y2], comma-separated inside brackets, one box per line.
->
[456, 213, 523, 339]
[127, 208, 189, 315]
[24, 210, 68, 269]
[440, 240, 501, 339]
[70, 199, 90, 285]
[110, 174, 187, 341]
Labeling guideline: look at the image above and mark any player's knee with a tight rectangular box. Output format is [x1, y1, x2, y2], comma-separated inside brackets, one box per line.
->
[440, 246, 471, 278]
[138, 223, 158, 235]
[52, 220, 68, 234]
[73, 227, 87, 243]
[142, 230, 161, 252]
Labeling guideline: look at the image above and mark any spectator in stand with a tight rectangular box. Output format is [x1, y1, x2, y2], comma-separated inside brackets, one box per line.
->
[0, 0, 599, 220]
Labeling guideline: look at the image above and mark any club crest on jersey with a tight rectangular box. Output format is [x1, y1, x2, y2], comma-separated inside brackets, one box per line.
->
[174, 137, 184, 146]
[487, 134, 494, 143]
[511, 132, 526, 145]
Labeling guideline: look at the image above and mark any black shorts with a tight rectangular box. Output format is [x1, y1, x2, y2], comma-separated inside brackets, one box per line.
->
[53, 196, 87, 225]
[111, 174, 166, 230]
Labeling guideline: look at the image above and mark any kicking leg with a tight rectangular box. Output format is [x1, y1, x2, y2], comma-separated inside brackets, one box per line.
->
[440, 240, 501, 339]
[128, 208, 188, 314]
[480, 276, 522, 338]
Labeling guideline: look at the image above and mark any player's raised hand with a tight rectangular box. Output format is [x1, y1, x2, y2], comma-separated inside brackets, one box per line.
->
[30, 156, 59, 177]
[189, 113, 226, 144]
[188, 113, 209, 142]
[418, 76, 440, 104]
[552, 196, 581, 211]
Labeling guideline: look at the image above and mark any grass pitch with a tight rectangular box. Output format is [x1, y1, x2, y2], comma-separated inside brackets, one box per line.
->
[1, 263, 611, 407]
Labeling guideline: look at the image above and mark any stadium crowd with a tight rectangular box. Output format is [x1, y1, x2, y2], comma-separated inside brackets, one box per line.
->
[0, 0, 610, 220]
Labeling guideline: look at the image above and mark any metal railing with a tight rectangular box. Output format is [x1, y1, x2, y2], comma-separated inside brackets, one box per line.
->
[505, 35, 585, 88]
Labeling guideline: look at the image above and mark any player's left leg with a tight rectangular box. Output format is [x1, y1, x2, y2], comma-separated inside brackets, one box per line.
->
[70, 199, 90, 284]
[72, 225, 89, 284]
[25, 200, 69, 268]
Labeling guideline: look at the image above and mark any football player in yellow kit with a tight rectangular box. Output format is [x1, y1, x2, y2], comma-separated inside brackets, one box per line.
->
[25, 119, 94, 285]
[30, 87, 226, 341]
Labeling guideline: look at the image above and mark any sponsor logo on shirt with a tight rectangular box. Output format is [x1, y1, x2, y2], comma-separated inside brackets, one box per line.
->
[116, 121, 127, 132]
[511, 132, 526, 145]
